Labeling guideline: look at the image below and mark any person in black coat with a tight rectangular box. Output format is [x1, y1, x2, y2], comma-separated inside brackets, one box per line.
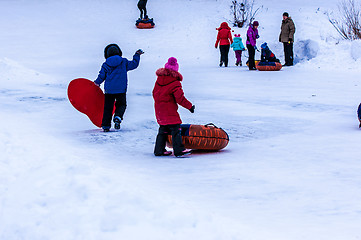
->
[138, 0, 148, 19]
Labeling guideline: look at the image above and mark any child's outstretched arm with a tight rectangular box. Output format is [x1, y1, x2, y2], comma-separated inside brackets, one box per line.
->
[126, 50, 143, 71]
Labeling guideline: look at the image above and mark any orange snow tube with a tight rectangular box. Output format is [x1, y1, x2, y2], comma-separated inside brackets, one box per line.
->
[136, 23, 154, 29]
[166, 123, 229, 151]
[256, 62, 282, 71]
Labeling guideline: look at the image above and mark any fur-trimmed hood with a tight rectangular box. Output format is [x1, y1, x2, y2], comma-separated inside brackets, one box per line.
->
[217, 22, 231, 31]
[155, 68, 183, 86]
[153, 68, 192, 126]
[282, 17, 293, 24]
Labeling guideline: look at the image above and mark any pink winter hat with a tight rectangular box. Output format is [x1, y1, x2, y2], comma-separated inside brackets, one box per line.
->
[164, 57, 179, 72]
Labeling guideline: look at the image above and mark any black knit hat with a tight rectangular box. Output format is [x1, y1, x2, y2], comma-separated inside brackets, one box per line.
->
[283, 12, 289, 17]
[104, 44, 122, 59]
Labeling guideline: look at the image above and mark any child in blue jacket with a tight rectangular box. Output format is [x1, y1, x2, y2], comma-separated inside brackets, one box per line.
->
[230, 34, 246, 66]
[260, 42, 279, 63]
[94, 44, 144, 132]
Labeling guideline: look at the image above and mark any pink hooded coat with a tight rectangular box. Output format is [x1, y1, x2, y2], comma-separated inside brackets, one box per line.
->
[152, 68, 192, 125]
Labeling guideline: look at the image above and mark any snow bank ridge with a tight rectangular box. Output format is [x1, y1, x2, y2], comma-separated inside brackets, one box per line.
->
[294, 39, 320, 63]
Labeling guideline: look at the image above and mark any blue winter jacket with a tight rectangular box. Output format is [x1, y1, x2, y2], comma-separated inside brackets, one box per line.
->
[231, 37, 245, 51]
[94, 54, 140, 94]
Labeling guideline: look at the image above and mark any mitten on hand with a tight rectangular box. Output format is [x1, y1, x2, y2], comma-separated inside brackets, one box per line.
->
[136, 49, 144, 55]
[189, 105, 195, 113]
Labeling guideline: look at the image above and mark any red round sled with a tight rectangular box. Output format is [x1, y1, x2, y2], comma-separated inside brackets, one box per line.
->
[166, 123, 229, 151]
[256, 62, 283, 71]
[67, 78, 114, 128]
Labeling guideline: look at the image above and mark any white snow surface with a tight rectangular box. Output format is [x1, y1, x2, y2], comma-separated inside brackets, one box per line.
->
[1, 0, 361, 239]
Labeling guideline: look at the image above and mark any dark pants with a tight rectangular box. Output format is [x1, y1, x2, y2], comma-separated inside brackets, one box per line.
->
[154, 124, 185, 156]
[102, 93, 127, 128]
[283, 42, 294, 66]
[219, 45, 230, 67]
[137, 1, 147, 19]
[247, 44, 256, 70]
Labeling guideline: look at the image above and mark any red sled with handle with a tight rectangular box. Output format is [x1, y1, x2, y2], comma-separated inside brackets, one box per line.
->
[67, 78, 114, 128]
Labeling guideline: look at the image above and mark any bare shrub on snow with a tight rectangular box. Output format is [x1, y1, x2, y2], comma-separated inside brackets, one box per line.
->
[328, 0, 361, 40]
[230, 0, 262, 28]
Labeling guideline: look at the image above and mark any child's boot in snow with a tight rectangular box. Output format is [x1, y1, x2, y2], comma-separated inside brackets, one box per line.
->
[175, 149, 192, 158]
[102, 126, 110, 132]
[163, 151, 172, 156]
[113, 116, 122, 130]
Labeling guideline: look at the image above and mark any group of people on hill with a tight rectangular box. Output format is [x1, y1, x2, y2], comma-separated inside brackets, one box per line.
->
[215, 12, 296, 70]
[91, 6, 295, 158]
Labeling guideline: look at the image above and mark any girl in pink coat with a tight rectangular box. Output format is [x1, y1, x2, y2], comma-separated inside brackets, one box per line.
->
[152, 57, 195, 157]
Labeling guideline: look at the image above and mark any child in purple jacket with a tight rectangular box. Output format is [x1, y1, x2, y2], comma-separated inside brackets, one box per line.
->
[246, 21, 259, 70]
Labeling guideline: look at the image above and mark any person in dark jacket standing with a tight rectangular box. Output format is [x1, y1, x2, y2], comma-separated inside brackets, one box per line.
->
[138, 0, 148, 19]
[215, 22, 233, 67]
[246, 21, 259, 70]
[279, 12, 295, 66]
[94, 44, 144, 132]
[152, 57, 194, 157]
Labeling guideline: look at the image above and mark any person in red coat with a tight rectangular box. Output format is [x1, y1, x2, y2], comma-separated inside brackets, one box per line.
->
[215, 22, 233, 67]
[152, 57, 195, 157]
